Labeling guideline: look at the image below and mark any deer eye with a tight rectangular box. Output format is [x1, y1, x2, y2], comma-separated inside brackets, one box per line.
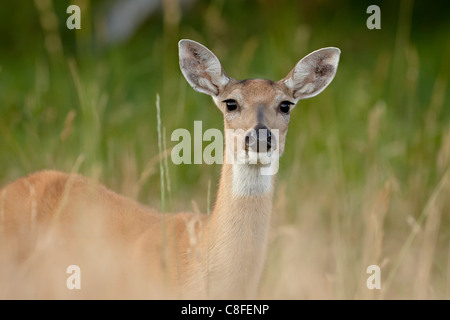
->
[223, 99, 238, 112]
[279, 101, 293, 114]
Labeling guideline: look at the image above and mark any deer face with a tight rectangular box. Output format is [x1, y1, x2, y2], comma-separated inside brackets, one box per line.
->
[212, 79, 292, 165]
[179, 39, 340, 168]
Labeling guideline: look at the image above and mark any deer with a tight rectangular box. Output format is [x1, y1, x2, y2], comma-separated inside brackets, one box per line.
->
[0, 39, 340, 299]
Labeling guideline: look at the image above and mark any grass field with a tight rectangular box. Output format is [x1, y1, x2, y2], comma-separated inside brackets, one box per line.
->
[0, 0, 449, 299]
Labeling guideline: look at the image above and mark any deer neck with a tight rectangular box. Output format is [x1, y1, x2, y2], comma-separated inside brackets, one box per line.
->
[204, 160, 275, 298]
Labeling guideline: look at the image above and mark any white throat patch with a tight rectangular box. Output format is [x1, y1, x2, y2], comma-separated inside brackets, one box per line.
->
[232, 164, 273, 197]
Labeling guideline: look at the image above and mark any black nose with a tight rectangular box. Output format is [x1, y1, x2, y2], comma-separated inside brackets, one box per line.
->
[245, 124, 272, 152]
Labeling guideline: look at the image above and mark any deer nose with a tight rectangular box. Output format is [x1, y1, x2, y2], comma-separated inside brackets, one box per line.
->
[245, 124, 272, 152]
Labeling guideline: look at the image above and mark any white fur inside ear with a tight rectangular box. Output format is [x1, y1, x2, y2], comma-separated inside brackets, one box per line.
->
[179, 39, 230, 96]
[284, 47, 340, 100]
[232, 164, 273, 197]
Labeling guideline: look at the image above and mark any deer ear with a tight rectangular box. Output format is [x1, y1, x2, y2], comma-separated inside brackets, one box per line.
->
[179, 39, 231, 97]
[281, 47, 340, 101]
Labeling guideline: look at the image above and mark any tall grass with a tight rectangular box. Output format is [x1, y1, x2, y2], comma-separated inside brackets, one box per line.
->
[0, 0, 449, 299]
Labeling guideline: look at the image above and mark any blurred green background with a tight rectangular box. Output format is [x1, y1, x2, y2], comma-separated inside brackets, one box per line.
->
[0, 0, 449, 299]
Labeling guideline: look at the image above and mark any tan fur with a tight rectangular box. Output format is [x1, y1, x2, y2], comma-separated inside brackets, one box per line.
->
[0, 40, 340, 299]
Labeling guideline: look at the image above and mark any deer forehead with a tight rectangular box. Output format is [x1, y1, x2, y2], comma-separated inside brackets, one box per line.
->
[221, 79, 291, 106]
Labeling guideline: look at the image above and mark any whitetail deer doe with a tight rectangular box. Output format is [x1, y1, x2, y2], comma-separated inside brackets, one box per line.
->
[0, 40, 340, 299]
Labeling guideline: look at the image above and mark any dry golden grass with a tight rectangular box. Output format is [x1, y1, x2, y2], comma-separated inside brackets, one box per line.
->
[1, 153, 447, 300]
